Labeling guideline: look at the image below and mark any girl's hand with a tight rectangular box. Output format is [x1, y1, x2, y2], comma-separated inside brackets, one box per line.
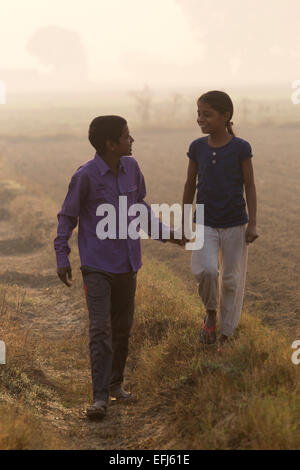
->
[245, 224, 259, 245]
[181, 223, 195, 245]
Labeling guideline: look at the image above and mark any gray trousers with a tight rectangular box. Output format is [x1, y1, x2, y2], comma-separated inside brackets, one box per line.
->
[81, 267, 137, 402]
[191, 224, 248, 337]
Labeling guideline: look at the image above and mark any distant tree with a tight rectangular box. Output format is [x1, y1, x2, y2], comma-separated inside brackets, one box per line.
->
[129, 85, 153, 126]
[170, 92, 183, 120]
[27, 26, 89, 86]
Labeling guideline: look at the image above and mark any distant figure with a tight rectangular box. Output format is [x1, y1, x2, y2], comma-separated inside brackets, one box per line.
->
[182, 91, 259, 352]
[27, 26, 89, 88]
[54, 116, 183, 420]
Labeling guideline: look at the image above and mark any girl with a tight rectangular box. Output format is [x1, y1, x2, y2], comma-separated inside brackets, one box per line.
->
[182, 90, 258, 350]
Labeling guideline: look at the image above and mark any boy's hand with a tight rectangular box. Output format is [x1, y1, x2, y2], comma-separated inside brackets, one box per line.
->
[57, 266, 73, 287]
[168, 230, 186, 246]
[245, 223, 259, 245]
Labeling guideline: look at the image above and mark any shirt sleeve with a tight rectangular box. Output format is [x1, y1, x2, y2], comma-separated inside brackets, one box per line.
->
[187, 141, 197, 161]
[136, 163, 168, 243]
[54, 170, 89, 268]
[239, 141, 253, 162]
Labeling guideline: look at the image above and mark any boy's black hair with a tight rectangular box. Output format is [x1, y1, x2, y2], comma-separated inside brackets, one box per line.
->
[198, 91, 235, 136]
[88, 115, 127, 154]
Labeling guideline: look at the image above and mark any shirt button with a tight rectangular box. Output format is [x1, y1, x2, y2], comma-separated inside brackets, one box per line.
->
[212, 152, 216, 156]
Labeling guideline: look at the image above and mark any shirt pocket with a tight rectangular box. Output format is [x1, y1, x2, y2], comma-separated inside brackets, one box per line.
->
[122, 184, 138, 207]
[94, 183, 116, 204]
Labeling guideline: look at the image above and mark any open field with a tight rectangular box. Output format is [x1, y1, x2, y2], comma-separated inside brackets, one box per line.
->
[0, 98, 299, 449]
[2, 115, 300, 336]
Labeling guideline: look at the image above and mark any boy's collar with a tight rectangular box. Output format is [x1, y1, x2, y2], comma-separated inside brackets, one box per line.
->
[94, 153, 127, 175]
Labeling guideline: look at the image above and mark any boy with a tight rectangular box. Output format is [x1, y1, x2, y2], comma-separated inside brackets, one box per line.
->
[54, 115, 182, 420]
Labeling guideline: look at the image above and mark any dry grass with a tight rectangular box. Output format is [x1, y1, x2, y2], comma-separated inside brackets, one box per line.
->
[0, 286, 78, 449]
[131, 256, 300, 449]
[0, 404, 61, 450]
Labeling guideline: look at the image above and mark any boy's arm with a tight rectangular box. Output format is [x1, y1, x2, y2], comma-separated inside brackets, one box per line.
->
[55, 216, 77, 287]
[136, 164, 179, 244]
[54, 170, 89, 284]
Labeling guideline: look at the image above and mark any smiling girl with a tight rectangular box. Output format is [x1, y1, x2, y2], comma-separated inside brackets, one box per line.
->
[182, 90, 259, 351]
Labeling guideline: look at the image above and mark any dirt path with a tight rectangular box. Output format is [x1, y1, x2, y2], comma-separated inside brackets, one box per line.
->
[0, 216, 170, 450]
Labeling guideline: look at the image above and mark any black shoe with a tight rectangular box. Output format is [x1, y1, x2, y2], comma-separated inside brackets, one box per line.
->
[86, 400, 107, 421]
[110, 388, 137, 403]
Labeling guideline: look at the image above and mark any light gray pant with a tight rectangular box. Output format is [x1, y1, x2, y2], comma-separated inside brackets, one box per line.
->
[191, 224, 248, 337]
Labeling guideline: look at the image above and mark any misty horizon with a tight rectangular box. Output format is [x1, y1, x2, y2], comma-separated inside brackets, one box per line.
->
[0, 0, 300, 94]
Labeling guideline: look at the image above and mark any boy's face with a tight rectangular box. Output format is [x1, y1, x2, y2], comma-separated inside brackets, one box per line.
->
[107, 124, 134, 156]
[197, 101, 229, 134]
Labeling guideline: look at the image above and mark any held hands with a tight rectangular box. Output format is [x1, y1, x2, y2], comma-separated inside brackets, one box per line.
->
[57, 266, 73, 287]
[167, 229, 186, 247]
[167, 228, 195, 247]
[245, 223, 259, 245]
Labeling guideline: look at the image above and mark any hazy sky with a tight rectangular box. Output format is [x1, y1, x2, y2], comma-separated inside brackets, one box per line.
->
[0, 0, 300, 90]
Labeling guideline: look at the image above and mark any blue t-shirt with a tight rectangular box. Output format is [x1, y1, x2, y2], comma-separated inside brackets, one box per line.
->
[187, 135, 253, 228]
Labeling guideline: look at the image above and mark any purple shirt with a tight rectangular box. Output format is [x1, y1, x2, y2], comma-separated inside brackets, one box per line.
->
[54, 153, 166, 273]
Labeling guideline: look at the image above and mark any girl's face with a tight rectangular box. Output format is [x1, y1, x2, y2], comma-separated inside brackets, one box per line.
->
[197, 101, 230, 134]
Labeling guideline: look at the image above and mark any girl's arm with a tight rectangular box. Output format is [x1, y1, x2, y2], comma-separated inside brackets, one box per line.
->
[182, 159, 197, 229]
[241, 158, 259, 243]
